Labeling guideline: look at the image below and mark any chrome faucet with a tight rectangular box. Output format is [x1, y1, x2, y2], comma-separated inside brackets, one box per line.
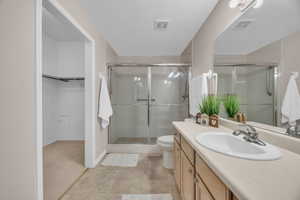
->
[233, 124, 266, 146]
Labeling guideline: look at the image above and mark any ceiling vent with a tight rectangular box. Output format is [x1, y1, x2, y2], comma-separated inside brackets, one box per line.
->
[233, 19, 254, 30]
[154, 20, 169, 31]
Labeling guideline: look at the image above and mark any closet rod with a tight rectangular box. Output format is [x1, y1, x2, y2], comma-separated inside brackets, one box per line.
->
[42, 74, 85, 82]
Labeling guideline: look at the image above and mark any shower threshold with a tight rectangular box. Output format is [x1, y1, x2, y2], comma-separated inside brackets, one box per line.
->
[114, 137, 157, 145]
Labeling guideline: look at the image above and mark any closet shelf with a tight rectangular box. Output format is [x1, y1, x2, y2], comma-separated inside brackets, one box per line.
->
[42, 74, 84, 82]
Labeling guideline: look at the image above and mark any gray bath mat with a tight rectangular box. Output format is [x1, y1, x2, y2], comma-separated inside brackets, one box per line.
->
[101, 153, 139, 167]
[122, 194, 173, 200]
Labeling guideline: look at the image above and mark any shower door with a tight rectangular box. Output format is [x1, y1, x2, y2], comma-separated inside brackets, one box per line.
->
[109, 67, 149, 144]
[150, 67, 189, 142]
[109, 65, 189, 144]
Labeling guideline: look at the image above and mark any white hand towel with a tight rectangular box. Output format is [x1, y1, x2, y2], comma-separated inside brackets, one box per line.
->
[98, 74, 113, 128]
[189, 75, 208, 116]
[281, 74, 300, 125]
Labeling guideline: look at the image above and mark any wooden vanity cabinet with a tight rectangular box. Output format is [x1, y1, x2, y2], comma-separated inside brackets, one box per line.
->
[195, 155, 231, 200]
[181, 150, 195, 200]
[232, 195, 239, 200]
[195, 175, 214, 200]
[174, 140, 181, 192]
[174, 131, 236, 200]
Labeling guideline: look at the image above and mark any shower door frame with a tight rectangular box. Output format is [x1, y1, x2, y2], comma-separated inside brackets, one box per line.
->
[107, 63, 191, 150]
[214, 63, 279, 126]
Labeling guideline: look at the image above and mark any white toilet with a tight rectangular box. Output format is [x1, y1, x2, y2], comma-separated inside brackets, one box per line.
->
[157, 135, 174, 169]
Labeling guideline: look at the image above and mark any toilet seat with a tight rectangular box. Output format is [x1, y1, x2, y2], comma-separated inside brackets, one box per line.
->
[157, 135, 174, 147]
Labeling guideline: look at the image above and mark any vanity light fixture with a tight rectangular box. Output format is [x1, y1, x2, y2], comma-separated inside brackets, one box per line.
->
[229, 0, 263, 11]
[253, 0, 263, 8]
[168, 72, 175, 78]
[174, 72, 181, 78]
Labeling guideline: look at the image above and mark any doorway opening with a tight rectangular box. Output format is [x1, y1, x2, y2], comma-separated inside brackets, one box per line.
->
[36, 0, 96, 199]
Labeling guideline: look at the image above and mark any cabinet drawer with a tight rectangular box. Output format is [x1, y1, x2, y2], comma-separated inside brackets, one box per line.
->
[181, 137, 195, 164]
[196, 154, 231, 200]
[174, 131, 181, 144]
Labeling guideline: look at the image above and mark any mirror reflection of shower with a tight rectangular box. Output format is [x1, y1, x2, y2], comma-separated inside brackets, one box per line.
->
[214, 64, 277, 126]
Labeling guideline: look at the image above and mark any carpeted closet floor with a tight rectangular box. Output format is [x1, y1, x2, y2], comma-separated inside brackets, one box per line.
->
[43, 141, 86, 200]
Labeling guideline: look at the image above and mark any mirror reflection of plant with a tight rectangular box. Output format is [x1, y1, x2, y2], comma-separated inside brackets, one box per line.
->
[223, 94, 240, 118]
[199, 95, 221, 116]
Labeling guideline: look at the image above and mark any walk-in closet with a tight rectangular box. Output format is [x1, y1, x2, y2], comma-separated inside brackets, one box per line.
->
[42, 5, 86, 200]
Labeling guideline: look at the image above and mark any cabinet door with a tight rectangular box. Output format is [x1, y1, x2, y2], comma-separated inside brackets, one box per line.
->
[195, 175, 214, 200]
[174, 141, 181, 192]
[181, 151, 194, 200]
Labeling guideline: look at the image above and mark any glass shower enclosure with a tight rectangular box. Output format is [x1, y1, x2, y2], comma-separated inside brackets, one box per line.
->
[214, 64, 277, 126]
[108, 64, 190, 144]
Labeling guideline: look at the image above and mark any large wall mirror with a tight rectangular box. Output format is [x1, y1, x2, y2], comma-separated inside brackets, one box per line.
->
[214, 0, 300, 133]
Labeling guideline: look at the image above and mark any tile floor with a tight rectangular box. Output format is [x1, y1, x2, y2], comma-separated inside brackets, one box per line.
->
[61, 154, 181, 200]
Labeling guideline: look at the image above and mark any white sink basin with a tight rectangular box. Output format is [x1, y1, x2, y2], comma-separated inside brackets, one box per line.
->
[196, 132, 281, 161]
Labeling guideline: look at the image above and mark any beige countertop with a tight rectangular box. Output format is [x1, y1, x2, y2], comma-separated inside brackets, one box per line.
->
[173, 121, 300, 200]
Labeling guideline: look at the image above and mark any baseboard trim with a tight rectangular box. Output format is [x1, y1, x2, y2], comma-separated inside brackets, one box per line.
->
[93, 150, 107, 167]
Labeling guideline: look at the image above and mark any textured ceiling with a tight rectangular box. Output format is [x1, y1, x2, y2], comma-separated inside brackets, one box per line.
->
[215, 0, 300, 55]
[79, 0, 218, 56]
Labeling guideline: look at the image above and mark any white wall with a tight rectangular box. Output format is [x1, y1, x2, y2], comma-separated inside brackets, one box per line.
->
[43, 36, 59, 75]
[43, 35, 85, 146]
[56, 81, 85, 140]
[56, 0, 118, 162]
[43, 35, 85, 77]
[0, 1, 38, 199]
[43, 78, 59, 145]
[57, 41, 85, 77]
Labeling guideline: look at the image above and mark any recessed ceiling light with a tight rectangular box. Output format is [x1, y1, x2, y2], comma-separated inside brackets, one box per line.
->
[233, 19, 254, 30]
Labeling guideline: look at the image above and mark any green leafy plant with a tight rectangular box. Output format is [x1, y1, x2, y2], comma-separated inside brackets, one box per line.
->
[199, 95, 221, 116]
[223, 95, 240, 118]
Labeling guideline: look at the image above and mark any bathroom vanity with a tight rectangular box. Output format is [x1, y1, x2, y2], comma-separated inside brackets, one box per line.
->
[173, 121, 300, 200]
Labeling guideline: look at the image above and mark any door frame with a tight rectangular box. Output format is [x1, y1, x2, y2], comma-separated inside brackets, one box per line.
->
[35, 0, 96, 199]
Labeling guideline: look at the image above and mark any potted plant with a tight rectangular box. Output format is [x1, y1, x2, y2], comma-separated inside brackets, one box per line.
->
[223, 95, 240, 121]
[199, 95, 221, 128]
